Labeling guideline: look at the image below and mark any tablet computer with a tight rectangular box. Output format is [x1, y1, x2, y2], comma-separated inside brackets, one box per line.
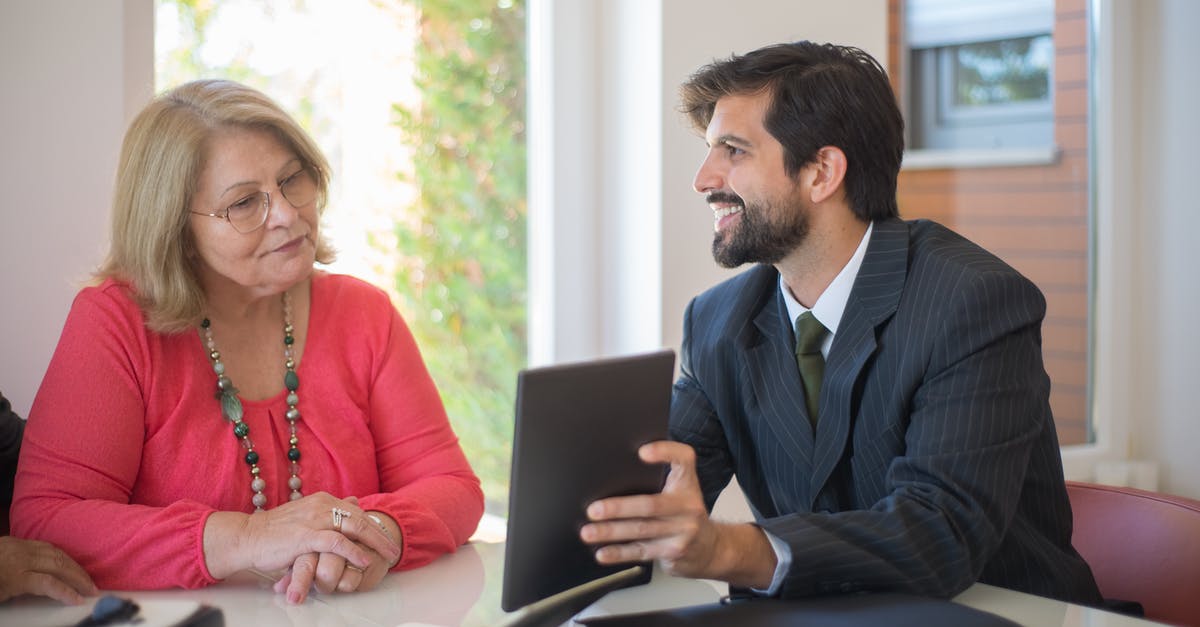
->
[501, 349, 675, 612]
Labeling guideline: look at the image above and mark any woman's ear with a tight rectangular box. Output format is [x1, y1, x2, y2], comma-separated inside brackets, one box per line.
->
[808, 145, 848, 205]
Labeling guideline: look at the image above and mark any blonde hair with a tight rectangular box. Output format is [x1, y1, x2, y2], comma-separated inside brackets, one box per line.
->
[98, 79, 336, 333]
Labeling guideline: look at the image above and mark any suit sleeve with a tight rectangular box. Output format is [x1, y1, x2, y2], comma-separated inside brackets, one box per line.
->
[760, 270, 1051, 598]
[669, 298, 735, 511]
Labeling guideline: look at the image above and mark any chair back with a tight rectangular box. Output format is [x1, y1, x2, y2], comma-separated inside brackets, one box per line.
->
[1066, 481, 1200, 626]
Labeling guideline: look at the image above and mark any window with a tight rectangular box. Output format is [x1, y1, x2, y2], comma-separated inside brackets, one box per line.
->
[906, 0, 1055, 150]
[891, 0, 1092, 446]
[157, 0, 527, 531]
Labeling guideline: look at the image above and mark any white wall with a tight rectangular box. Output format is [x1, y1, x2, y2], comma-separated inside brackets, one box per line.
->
[0, 0, 153, 418]
[1126, 0, 1200, 498]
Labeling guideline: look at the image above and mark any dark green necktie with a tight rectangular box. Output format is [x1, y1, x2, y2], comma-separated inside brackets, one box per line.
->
[794, 311, 828, 428]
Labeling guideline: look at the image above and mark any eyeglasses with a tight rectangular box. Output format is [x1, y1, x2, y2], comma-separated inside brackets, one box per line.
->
[190, 165, 319, 234]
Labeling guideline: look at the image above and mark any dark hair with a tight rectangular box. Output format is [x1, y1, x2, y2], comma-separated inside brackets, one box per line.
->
[680, 41, 903, 221]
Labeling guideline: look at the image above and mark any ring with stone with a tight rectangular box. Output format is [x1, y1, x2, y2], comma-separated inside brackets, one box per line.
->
[332, 507, 352, 531]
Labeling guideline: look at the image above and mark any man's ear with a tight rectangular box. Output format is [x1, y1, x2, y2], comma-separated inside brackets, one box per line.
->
[807, 146, 847, 204]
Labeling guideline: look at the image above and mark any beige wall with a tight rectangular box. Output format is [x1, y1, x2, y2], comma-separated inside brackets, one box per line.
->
[0, 0, 152, 417]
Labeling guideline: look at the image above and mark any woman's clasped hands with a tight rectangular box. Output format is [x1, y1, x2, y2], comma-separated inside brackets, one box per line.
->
[204, 492, 402, 604]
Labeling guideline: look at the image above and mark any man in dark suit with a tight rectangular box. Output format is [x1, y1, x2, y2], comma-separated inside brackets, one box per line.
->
[580, 41, 1101, 604]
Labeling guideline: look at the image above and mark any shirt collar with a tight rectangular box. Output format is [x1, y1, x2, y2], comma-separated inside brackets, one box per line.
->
[780, 221, 874, 355]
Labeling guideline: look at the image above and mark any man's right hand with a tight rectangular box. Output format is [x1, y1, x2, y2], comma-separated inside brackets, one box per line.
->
[579, 441, 778, 589]
[0, 536, 97, 605]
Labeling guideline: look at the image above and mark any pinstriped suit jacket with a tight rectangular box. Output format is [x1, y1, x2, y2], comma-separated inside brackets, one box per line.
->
[671, 218, 1102, 604]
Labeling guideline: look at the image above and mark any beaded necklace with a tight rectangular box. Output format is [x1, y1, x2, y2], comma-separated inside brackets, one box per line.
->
[200, 292, 303, 511]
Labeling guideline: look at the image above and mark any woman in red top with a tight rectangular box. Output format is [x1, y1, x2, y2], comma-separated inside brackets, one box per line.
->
[11, 80, 484, 604]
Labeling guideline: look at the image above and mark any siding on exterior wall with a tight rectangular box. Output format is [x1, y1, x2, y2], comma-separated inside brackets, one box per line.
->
[889, 0, 1091, 445]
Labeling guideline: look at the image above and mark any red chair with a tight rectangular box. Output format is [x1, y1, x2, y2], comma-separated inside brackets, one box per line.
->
[1066, 481, 1200, 626]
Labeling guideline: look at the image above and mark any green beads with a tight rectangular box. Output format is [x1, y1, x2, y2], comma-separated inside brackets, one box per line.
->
[203, 291, 304, 511]
[221, 393, 244, 422]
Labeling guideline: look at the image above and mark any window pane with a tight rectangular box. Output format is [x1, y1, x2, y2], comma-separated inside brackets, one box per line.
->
[952, 35, 1052, 106]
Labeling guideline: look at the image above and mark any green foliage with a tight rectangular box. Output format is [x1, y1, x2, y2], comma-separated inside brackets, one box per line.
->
[390, 0, 527, 514]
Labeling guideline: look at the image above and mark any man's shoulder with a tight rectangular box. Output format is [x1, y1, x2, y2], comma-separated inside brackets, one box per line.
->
[905, 219, 1022, 275]
[896, 219, 1045, 315]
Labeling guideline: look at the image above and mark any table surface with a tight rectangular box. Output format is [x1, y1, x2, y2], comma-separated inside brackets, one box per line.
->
[0, 541, 1165, 627]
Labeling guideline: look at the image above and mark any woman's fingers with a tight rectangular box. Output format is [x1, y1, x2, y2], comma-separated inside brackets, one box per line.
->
[285, 553, 318, 604]
[313, 552, 348, 594]
[336, 562, 365, 593]
[334, 509, 401, 565]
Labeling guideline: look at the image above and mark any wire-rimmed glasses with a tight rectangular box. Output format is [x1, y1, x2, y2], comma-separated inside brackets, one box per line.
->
[190, 165, 319, 233]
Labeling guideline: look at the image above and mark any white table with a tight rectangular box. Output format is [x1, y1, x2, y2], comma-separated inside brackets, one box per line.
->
[0, 541, 1165, 626]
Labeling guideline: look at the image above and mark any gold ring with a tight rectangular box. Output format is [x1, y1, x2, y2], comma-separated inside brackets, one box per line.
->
[345, 564, 365, 574]
[332, 507, 352, 531]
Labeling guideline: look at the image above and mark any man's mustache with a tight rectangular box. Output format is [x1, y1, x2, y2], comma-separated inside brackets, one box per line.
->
[706, 192, 745, 206]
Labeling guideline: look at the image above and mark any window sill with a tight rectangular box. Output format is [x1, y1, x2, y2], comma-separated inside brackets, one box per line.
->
[901, 146, 1060, 170]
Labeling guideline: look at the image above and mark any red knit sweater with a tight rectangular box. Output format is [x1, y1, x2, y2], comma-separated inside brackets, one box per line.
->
[11, 272, 483, 589]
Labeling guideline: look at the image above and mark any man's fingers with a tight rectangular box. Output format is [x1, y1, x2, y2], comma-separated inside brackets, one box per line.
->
[21, 572, 87, 605]
[5, 541, 98, 603]
[587, 489, 706, 522]
[593, 538, 688, 565]
[581, 517, 686, 545]
[638, 441, 701, 492]
[29, 548, 97, 598]
[637, 440, 695, 467]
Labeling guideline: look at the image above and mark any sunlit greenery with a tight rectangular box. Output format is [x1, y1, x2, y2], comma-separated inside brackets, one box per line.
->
[389, 0, 527, 515]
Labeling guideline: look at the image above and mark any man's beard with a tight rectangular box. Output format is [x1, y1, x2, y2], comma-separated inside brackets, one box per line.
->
[711, 191, 810, 268]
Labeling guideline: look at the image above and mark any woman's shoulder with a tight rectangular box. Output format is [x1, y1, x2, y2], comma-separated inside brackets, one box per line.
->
[313, 271, 391, 306]
[56, 278, 164, 361]
[311, 271, 398, 330]
[70, 278, 146, 326]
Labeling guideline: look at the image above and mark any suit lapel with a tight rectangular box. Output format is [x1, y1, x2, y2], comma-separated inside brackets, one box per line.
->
[742, 268, 815, 511]
[808, 219, 910, 506]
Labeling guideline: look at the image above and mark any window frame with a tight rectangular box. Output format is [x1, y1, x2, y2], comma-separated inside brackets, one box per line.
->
[1058, 0, 1137, 479]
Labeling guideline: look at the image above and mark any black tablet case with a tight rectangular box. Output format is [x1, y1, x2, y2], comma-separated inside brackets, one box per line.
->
[501, 350, 674, 612]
